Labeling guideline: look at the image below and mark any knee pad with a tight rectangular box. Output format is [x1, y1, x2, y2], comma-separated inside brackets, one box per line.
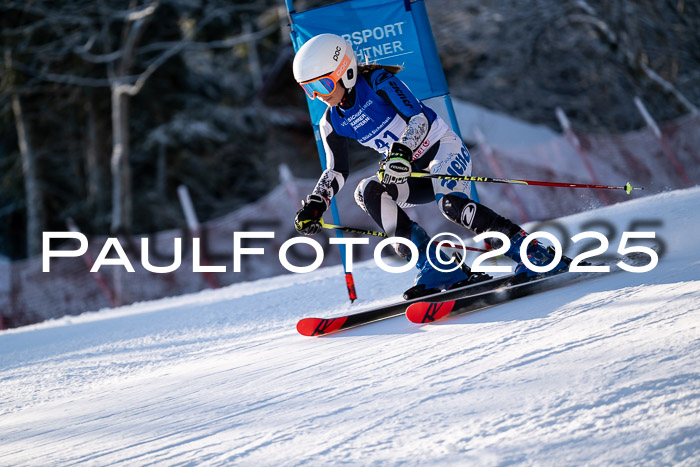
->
[439, 194, 478, 229]
[439, 194, 520, 236]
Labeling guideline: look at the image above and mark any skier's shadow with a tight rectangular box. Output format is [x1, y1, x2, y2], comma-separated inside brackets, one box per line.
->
[430, 265, 686, 329]
[329, 262, 687, 336]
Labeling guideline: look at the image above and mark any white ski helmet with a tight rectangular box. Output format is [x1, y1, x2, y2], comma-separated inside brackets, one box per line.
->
[293, 33, 358, 98]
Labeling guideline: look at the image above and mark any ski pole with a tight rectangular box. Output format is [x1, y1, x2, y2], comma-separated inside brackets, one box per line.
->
[320, 220, 488, 253]
[409, 173, 643, 194]
[320, 219, 387, 237]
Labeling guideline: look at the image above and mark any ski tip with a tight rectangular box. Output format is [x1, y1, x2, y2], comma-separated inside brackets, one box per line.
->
[406, 300, 455, 324]
[296, 317, 348, 336]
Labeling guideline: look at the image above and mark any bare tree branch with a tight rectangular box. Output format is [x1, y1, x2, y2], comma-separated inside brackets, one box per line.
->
[571, 0, 698, 114]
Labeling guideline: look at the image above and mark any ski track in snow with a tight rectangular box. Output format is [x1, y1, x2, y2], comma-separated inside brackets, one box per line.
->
[1, 187, 699, 466]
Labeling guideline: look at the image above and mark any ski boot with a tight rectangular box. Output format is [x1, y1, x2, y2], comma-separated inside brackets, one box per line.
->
[505, 230, 569, 282]
[403, 223, 491, 300]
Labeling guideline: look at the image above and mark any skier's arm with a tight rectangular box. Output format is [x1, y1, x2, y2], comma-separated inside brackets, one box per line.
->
[399, 113, 429, 152]
[295, 111, 350, 235]
[372, 71, 430, 184]
[372, 71, 430, 152]
[312, 112, 350, 200]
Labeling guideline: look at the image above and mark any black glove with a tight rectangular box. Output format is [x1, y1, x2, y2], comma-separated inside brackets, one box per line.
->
[294, 194, 328, 235]
[379, 142, 412, 185]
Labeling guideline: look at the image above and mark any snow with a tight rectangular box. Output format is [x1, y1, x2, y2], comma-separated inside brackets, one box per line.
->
[425, 96, 559, 150]
[1, 187, 699, 466]
[452, 98, 559, 149]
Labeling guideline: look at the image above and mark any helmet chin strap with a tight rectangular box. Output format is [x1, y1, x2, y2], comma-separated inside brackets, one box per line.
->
[339, 84, 355, 110]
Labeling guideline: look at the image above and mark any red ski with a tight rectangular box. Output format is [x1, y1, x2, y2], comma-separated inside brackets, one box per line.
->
[297, 273, 514, 336]
[406, 267, 610, 324]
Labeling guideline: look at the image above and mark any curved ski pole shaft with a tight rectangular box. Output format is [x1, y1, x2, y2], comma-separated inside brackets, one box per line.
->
[409, 173, 643, 194]
[319, 220, 488, 253]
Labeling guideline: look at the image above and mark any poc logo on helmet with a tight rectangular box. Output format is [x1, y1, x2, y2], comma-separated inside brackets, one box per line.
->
[333, 46, 341, 61]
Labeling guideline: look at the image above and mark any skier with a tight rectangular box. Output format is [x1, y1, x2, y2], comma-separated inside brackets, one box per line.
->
[292, 33, 567, 298]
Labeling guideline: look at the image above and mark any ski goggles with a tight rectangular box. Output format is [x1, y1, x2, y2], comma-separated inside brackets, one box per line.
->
[298, 54, 352, 99]
[299, 75, 337, 99]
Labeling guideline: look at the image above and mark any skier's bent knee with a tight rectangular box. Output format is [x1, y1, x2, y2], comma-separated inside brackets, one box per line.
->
[354, 178, 386, 212]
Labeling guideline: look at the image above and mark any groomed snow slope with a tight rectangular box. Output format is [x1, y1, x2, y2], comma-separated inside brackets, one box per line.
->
[1, 187, 699, 466]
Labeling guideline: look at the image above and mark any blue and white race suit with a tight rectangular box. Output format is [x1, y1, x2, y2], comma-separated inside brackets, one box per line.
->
[311, 68, 519, 249]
